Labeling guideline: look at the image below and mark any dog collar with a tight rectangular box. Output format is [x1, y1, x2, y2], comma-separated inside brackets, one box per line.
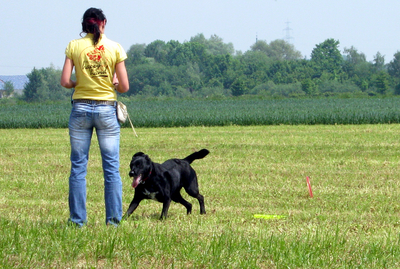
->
[142, 170, 152, 182]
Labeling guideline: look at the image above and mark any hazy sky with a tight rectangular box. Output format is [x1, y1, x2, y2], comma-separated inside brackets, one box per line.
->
[1, 0, 400, 75]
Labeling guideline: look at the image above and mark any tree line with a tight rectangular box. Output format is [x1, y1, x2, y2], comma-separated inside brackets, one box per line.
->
[15, 34, 400, 102]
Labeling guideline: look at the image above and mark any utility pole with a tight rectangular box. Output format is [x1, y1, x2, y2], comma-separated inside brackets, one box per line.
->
[283, 21, 293, 43]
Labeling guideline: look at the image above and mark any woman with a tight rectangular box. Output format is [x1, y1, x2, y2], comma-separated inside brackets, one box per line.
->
[60, 7, 129, 227]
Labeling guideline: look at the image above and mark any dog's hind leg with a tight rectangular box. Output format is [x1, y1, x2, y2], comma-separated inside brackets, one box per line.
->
[172, 192, 193, 214]
[185, 186, 206, 215]
[195, 193, 206, 215]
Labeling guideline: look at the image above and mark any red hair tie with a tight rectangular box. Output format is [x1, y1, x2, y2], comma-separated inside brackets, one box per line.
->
[86, 18, 101, 25]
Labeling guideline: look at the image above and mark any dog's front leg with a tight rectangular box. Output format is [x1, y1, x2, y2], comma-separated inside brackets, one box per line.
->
[160, 198, 172, 220]
[123, 199, 141, 220]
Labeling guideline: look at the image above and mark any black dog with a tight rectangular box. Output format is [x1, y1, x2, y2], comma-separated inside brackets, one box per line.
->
[124, 149, 209, 220]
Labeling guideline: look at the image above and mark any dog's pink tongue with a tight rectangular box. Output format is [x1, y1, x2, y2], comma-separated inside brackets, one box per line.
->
[132, 175, 141, 188]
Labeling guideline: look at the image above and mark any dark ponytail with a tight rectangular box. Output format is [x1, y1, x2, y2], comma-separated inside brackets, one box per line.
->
[81, 8, 106, 46]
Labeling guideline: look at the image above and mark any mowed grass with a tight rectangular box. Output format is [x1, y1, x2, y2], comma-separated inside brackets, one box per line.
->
[1, 125, 400, 268]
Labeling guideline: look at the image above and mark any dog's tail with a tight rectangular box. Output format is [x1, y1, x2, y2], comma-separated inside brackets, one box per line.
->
[184, 149, 209, 164]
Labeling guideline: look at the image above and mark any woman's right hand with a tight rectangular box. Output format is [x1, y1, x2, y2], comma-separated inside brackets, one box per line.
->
[60, 56, 76, 89]
[114, 61, 129, 93]
[113, 72, 119, 87]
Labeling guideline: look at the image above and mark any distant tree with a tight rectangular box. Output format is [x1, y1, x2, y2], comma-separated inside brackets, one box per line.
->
[373, 71, 390, 94]
[341, 47, 374, 91]
[190, 33, 207, 44]
[126, 44, 147, 66]
[42, 64, 70, 101]
[251, 39, 302, 61]
[23, 68, 49, 102]
[388, 51, 400, 79]
[301, 78, 317, 95]
[127, 62, 181, 96]
[394, 83, 400, 95]
[203, 54, 233, 85]
[267, 39, 302, 60]
[343, 46, 366, 65]
[310, 39, 343, 79]
[190, 33, 235, 55]
[230, 76, 247, 96]
[3, 81, 15, 97]
[240, 51, 272, 84]
[166, 40, 181, 51]
[373, 52, 385, 72]
[144, 40, 169, 64]
[319, 80, 361, 95]
[185, 62, 203, 91]
[168, 42, 208, 68]
[250, 40, 269, 53]
[267, 60, 307, 84]
[342, 46, 367, 77]
[273, 82, 304, 98]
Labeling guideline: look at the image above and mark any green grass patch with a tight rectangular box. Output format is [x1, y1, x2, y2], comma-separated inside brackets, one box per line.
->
[2, 97, 400, 128]
[1, 125, 400, 268]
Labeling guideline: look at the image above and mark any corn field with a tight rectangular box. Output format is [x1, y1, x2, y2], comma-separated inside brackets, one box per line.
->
[1, 98, 400, 128]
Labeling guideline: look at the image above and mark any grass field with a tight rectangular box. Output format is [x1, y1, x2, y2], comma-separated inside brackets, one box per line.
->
[1, 125, 400, 268]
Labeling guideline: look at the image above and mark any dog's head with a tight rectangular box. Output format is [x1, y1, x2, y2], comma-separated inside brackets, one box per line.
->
[129, 152, 152, 188]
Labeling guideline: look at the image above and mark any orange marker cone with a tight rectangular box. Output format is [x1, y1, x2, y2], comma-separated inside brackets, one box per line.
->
[306, 176, 313, 198]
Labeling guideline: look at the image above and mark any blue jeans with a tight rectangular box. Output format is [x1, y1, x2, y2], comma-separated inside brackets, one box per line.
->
[68, 101, 122, 226]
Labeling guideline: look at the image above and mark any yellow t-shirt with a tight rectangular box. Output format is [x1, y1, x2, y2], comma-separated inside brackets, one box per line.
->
[65, 34, 127, 101]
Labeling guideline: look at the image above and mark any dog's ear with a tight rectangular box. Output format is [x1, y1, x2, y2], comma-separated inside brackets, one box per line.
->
[132, 152, 145, 159]
[143, 155, 153, 164]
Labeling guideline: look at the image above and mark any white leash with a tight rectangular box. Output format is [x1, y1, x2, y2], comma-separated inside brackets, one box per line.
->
[127, 113, 138, 137]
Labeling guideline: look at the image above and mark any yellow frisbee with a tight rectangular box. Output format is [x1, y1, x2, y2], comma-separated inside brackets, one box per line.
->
[253, 214, 286, 220]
